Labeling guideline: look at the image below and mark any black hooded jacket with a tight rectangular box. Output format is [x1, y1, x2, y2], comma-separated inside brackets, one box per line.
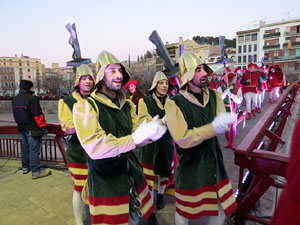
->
[12, 89, 47, 132]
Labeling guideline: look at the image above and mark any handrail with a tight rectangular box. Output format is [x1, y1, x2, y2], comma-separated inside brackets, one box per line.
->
[0, 123, 67, 164]
[234, 81, 300, 225]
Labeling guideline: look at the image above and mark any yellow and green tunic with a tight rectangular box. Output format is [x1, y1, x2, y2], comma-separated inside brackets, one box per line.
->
[138, 94, 175, 190]
[73, 91, 154, 225]
[165, 88, 237, 219]
[58, 92, 88, 192]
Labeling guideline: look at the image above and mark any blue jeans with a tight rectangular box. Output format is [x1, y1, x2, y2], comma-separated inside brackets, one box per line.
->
[21, 130, 42, 175]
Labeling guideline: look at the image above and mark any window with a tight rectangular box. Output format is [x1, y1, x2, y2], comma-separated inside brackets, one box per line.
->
[251, 34, 257, 41]
[28, 69, 30, 72]
[238, 46, 242, 53]
[243, 56, 247, 63]
[248, 55, 252, 62]
[11, 83, 14, 87]
[254, 44, 257, 52]
[284, 49, 289, 59]
[28, 76, 31, 79]
[296, 36, 300, 42]
[27, 63, 30, 67]
[238, 56, 241, 63]
[285, 37, 291, 42]
[238, 36, 244, 43]
[296, 48, 300, 57]
[0, 68, 1, 72]
[245, 35, 251, 42]
[10, 75, 14, 80]
[4, 75, 8, 79]
[243, 45, 247, 53]
[4, 68, 7, 72]
[274, 50, 279, 57]
[5, 83, 8, 87]
[19, 63, 22, 66]
[10, 68, 13, 72]
[248, 45, 252, 52]
[275, 28, 280, 33]
[254, 54, 257, 62]
[296, 62, 300, 70]
[265, 30, 270, 34]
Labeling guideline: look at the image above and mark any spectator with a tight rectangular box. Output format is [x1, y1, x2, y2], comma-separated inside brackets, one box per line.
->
[12, 80, 51, 179]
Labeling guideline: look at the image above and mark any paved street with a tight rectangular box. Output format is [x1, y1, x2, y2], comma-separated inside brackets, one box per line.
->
[0, 92, 299, 225]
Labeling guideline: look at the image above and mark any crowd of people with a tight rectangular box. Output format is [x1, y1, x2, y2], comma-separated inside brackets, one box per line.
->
[209, 63, 286, 150]
[12, 51, 289, 225]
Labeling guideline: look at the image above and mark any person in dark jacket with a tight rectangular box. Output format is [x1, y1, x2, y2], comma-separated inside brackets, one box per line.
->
[12, 80, 51, 179]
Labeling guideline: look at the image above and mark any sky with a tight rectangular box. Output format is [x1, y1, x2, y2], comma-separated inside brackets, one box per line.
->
[1, 0, 299, 68]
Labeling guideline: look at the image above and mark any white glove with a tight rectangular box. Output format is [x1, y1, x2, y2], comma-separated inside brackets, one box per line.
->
[224, 89, 232, 96]
[212, 112, 234, 134]
[132, 115, 167, 146]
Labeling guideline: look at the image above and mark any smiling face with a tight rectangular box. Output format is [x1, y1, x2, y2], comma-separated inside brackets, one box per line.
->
[128, 84, 137, 94]
[103, 63, 123, 91]
[155, 79, 169, 97]
[78, 75, 94, 95]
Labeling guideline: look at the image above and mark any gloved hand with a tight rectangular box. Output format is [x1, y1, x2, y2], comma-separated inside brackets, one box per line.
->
[132, 115, 167, 147]
[224, 89, 232, 96]
[212, 112, 234, 134]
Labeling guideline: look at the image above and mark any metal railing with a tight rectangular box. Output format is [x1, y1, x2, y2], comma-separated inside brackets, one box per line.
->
[234, 81, 300, 225]
[0, 124, 67, 164]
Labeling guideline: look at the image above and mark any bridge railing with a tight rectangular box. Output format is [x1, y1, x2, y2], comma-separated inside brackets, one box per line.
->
[0, 124, 67, 164]
[234, 81, 300, 225]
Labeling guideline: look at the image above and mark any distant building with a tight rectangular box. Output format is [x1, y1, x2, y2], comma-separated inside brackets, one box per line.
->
[44, 63, 96, 95]
[0, 54, 45, 95]
[236, 24, 260, 70]
[236, 17, 300, 80]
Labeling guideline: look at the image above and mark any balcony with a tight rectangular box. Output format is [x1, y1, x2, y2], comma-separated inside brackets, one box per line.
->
[284, 30, 299, 36]
[283, 41, 300, 48]
[263, 32, 280, 39]
[292, 41, 300, 47]
[264, 56, 283, 61]
[263, 44, 280, 50]
[264, 55, 300, 61]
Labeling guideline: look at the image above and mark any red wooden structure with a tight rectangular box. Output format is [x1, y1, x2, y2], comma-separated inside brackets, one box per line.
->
[0, 124, 67, 164]
[234, 81, 300, 225]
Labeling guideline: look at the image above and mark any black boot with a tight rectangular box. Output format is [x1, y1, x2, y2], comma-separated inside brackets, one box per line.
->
[156, 194, 165, 210]
[147, 213, 158, 225]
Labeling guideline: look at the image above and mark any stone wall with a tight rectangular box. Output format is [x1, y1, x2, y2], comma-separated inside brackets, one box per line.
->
[0, 100, 58, 114]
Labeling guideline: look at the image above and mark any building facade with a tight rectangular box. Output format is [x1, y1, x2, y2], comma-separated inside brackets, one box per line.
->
[236, 22, 260, 70]
[0, 54, 45, 96]
[260, 18, 300, 79]
[236, 18, 300, 80]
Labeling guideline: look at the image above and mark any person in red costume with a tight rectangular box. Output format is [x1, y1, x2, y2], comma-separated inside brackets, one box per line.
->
[256, 66, 268, 112]
[271, 118, 300, 225]
[240, 63, 262, 120]
[217, 72, 243, 150]
[124, 80, 145, 110]
[268, 65, 283, 103]
[209, 73, 220, 90]
[235, 68, 243, 88]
